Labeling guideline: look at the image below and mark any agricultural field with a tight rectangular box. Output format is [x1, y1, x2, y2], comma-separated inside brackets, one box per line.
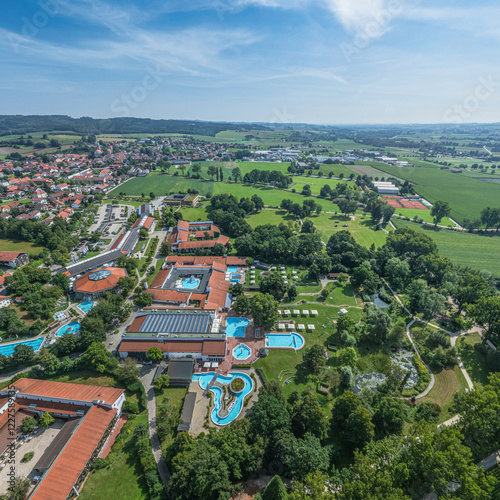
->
[392, 219, 500, 276]
[110, 172, 213, 197]
[371, 163, 500, 222]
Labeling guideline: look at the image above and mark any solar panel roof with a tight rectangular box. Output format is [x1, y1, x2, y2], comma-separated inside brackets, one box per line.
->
[140, 313, 211, 334]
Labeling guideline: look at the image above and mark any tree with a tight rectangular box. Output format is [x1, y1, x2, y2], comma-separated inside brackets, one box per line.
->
[134, 293, 152, 307]
[287, 284, 297, 300]
[115, 357, 140, 384]
[154, 374, 170, 392]
[260, 272, 286, 301]
[285, 434, 330, 481]
[6, 477, 31, 500]
[302, 344, 326, 375]
[251, 194, 264, 211]
[384, 257, 410, 290]
[351, 264, 380, 293]
[233, 166, 242, 182]
[231, 283, 245, 297]
[159, 241, 171, 255]
[262, 475, 288, 500]
[301, 219, 316, 233]
[207, 165, 217, 179]
[81, 342, 117, 373]
[430, 200, 451, 226]
[290, 390, 328, 439]
[39, 412, 55, 428]
[233, 294, 251, 314]
[21, 416, 37, 433]
[12, 344, 34, 366]
[52, 272, 70, 292]
[468, 295, 500, 340]
[302, 184, 311, 196]
[147, 346, 163, 362]
[249, 393, 291, 436]
[373, 398, 410, 434]
[339, 347, 358, 368]
[250, 293, 278, 329]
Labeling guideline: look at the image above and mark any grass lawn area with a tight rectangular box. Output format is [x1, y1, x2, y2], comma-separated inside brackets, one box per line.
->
[156, 386, 187, 451]
[79, 412, 149, 500]
[420, 366, 468, 424]
[0, 239, 45, 254]
[213, 182, 340, 212]
[392, 219, 500, 276]
[177, 204, 210, 222]
[394, 209, 455, 227]
[110, 172, 214, 197]
[456, 332, 490, 389]
[306, 213, 388, 248]
[247, 209, 298, 229]
[104, 199, 145, 209]
[291, 178, 353, 195]
[322, 284, 358, 307]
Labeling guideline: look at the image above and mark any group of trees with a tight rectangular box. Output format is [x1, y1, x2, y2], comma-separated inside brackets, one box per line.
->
[233, 292, 278, 329]
[280, 199, 322, 218]
[242, 169, 292, 188]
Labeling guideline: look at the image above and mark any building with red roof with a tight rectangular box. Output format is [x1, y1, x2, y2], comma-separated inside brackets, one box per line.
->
[0, 251, 29, 268]
[73, 267, 127, 299]
[0, 378, 125, 500]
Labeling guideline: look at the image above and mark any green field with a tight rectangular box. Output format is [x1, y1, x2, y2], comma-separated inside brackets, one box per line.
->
[394, 209, 455, 227]
[246, 209, 297, 229]
[307, 213, 388, 248]
[370, 163, 500, 223]
[392, 219, 500, 275]
[0, 239, 45, 254]
[110, 172, 213, 197]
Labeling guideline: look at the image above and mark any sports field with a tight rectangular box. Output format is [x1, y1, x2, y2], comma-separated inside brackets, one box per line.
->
[392, 219, 500, 275]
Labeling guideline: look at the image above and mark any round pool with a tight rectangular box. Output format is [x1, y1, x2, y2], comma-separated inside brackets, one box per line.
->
[232, 343, 251, 360]
[181, 277, 200, 289]
[56, 321, 81, 337]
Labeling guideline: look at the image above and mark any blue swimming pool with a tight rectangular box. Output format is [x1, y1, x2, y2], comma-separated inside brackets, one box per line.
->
[230, 274, 242, 283]
[192, 372, 253, 425]
[181, 277, 200, 289]
[56, 321, 81, 337]
[233, 343, 251, 360]
[266, 332, 305, 349]
[77, 301, 94, 314]
[226, 317, 250, 337]
[0, 337, 45, 357]
[227, 266, 239, 274]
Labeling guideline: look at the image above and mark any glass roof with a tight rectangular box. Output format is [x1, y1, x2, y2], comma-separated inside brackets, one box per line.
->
[88, 269, 112, 281]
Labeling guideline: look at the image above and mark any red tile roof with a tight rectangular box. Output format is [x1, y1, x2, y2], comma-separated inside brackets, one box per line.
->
[30, 406, 117, 500]
[74, 267, 127, 294]
[0, 251, 25, 262]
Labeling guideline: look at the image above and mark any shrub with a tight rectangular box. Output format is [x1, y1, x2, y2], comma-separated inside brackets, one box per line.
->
[413, 353, 431, 393]
[415, 401, 441, 423]
[339, 365, 354, 387]
[122, 400, 140, 414]
[92, 457, 110, 470]
[230, 377, 245, 392]
[23, 452, 34, 462]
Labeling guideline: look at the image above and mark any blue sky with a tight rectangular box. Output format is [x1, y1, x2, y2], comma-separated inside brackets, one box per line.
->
[1, 0, 500, 124]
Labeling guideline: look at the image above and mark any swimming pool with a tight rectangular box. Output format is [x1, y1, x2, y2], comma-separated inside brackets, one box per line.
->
[77, 301, 94, 314]
[0, 337, 45, 357]
[230, 274, 242, 283]
[266, 332, 305, 349]
[233, 343, 251, 360]
[192, 371, 253, 425]
[226, 317, 250, 337]
[181, 277, 200, 289]
[56, 321, 81, 337]
[227, 266, 239, 274]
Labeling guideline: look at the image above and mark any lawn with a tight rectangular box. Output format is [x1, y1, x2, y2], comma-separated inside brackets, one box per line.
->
[370, 162, 500, 223]
[213, 182, 341, 212]
[156, 386, 187, 452]
[394, 209, 455, 227]
[79, 412, 149, 500]
[177, 204, 210, 222]
[0, 239, 45, 254]
[420, 366, 468, 424]
[456, 332, 490, 390]
[392, 219, 500, 276]
[322, 283, 358, 307]
[246, 209, 298, 229]
[306, 213, 388, 248]
[110, 172, 214, 197]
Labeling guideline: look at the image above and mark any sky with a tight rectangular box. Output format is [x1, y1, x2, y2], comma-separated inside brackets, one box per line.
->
[1, 0, 500, 124]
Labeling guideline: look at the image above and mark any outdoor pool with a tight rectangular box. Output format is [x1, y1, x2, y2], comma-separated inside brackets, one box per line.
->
[233, 343, 251, 360]
[181, 277, 200, 289]
[77, 301, 94, 314]
[56, 321, 81, 337]
[0, 337, 45, 357]
[230, 274, 242, 283]
[227, 266, 239, 274]
[226, 317, 250, 337]
[192, 371, 253, 425]
[266, 332, 305, 350]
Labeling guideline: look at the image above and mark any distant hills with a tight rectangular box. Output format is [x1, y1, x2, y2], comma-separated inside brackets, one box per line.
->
[0, 115, 270, 137]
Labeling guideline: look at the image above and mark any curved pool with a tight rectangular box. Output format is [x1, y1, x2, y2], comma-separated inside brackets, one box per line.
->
[77, 301, 94, 314]
[233, 343, 251, 360]
[181, 278, 200, 289]
[56, 321, 81, 337]
[266, 332, 305, 349]
[192, 371, 253, 426]
[226, 317, 250, 338]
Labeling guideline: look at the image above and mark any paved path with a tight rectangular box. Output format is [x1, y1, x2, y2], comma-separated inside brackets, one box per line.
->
[139, 366, 171, 490]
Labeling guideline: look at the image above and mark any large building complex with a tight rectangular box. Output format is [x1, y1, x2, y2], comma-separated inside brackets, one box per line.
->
[73, 267, 127, 299]
[0, 378, 125, 500]
[168, 220, 230, 253]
